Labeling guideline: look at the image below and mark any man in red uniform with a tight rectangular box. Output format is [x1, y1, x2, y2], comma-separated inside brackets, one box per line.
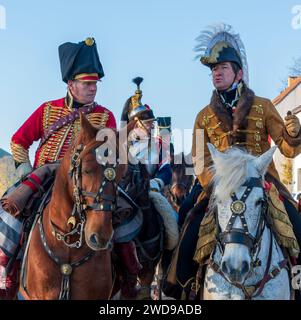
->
[0, 37, 121, 299]
[10, 37, 116, 176]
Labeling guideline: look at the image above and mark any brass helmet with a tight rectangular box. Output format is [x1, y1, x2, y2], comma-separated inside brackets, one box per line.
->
[121, 77, 156, 123]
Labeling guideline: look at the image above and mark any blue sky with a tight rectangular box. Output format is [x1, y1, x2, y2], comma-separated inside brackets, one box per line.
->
[0, 0, 300, 160]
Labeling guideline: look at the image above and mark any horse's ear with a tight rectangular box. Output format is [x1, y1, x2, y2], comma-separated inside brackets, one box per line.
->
[253, 145, 277, 176]
[207, 143, 226, 164]
[79, 112, 97, 143]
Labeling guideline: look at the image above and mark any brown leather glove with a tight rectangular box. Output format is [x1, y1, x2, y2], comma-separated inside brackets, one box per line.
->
[285, 113, 301, 138]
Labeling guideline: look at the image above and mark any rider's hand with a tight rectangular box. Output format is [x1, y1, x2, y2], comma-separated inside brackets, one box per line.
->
[285, 113, 301, 138]
[15, 162, 33, 180]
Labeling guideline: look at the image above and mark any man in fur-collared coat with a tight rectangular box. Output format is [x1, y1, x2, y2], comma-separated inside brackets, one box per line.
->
[164, 23, 301, 300]
[192, 65, 301, 200]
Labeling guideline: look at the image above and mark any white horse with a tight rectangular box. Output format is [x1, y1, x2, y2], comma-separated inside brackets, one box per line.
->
[203, 143, 291, 300]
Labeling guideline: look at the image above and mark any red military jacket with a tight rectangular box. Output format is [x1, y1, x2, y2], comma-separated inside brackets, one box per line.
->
[11, 97, 116, 168]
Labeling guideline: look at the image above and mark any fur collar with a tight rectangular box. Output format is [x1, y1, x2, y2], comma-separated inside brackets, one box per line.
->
[210, 85, 255, 144]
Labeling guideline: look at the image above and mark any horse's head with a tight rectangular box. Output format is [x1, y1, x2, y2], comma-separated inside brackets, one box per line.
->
[61, 114, 126, 251]
[168, 153, 194, 211]
[208, 143, 276, 284]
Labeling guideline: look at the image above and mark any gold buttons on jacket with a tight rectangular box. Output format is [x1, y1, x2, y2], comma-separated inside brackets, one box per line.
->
[253, 104, 264, 115]
[256, 120, 263, 129]
[254, 132, 261, 142]
[214, 138, 220, 148]
[255, 143, 261, 153]
[201, 114, 215, 127]
[202, 115, 210, 126]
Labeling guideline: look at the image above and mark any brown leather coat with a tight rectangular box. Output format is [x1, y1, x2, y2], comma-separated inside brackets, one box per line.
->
[192, 85, 301, 198]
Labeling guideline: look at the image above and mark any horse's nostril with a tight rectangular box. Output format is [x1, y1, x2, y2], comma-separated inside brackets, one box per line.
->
[90, 234, 99, 246]
[241, 261, 250, 275]
[221, 261, 229, 275]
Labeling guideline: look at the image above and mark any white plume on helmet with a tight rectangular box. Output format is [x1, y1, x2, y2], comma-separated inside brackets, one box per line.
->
[194, 23, 249, 86]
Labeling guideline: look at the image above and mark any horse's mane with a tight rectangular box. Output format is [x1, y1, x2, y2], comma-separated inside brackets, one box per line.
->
[211, 147, 257, 203]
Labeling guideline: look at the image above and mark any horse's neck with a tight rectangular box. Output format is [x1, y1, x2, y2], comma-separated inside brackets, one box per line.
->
[47, 170, 74, 231]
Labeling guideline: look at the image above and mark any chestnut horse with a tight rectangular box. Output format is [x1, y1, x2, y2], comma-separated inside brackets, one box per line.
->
[19, 115, 126, 300]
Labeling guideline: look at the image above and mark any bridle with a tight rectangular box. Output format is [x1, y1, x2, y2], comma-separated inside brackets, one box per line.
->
[46, 143, 118, 249]
[208, 177, 287, 299]
[168, 172, 193, 208]
[216, 177, 267, 258]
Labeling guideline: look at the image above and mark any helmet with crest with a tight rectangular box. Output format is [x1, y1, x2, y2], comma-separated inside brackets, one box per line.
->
[121, 77, 156, 123]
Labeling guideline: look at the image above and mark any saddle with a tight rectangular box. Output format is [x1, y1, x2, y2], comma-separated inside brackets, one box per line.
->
[113, 195, 143, 243]
[0, 175, 54, 299]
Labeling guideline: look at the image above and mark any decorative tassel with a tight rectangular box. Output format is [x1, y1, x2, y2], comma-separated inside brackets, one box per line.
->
[181, 288, 186, 300]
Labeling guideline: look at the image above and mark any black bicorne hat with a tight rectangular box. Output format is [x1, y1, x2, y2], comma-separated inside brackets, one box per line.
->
[58, 37, 104, 83]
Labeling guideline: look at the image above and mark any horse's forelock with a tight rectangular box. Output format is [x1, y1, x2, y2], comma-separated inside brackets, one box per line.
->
[211, 148, 256, 203]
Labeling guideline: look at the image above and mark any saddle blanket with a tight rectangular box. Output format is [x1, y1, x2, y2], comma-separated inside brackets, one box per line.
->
[0, 203, 23, 258]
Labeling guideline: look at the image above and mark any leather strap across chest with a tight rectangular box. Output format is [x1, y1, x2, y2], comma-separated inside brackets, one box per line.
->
[41, 103, 95, 145]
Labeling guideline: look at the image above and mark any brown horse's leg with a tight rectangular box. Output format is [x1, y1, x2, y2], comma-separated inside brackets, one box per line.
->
[115, 241, 142, 300]
[136, 264, 157, 300]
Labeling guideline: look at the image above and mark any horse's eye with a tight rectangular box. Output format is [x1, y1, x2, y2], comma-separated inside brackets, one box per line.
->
[83, 169, 93, 175]
[255, 199, 264, 206]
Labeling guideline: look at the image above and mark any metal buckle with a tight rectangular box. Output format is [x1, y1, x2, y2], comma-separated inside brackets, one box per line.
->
[270, 267, 280, 278]
[71, 152, 81, 167]
[245, 285, 256, 296]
